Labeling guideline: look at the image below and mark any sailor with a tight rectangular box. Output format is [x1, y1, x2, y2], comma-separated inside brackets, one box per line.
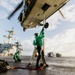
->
[27, 29, 45, 67]
[27, 45, 38, 67]
[33, 29, 44, 68]
[27, 22, 49, 68]
[13, 51, 21, 62]
[34, 28, 49, 68]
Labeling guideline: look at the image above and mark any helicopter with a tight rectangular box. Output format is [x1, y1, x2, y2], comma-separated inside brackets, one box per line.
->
[8, 0, 69, 31]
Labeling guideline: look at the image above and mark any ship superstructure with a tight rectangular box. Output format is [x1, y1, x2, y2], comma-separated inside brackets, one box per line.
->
[0, 28, 23, 56]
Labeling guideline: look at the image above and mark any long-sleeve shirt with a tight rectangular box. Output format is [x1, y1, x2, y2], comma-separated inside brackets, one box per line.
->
[13, 52, 21, 61]
[33, 29, 44, 46]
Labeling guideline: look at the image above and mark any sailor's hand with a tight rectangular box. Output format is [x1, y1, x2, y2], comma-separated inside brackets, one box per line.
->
[41, 28, 44, 34]
[42, 28, 44, 31]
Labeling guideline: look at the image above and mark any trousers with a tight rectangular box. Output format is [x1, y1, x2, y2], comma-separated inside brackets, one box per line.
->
[36, 46, 46, 66]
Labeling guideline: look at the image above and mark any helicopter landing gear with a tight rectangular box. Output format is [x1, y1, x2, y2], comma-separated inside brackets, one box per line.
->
[44, 22, 49, 29]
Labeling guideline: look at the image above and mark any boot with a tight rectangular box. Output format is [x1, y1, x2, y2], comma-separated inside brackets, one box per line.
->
[27, 63, 31, 67]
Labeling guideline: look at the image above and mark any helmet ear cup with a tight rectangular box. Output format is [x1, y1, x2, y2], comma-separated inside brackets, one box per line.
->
[44, 22, 49, 28]
[34, 33, 38, 36]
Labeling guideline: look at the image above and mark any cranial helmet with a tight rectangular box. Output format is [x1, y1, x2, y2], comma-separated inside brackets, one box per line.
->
[34, 33, 38, 36]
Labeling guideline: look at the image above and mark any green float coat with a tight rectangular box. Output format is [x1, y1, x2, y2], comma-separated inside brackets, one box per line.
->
[33, 29, 44, 46]
[14, 51, 21, 61]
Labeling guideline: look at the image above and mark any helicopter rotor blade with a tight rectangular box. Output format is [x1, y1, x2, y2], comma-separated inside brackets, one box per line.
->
[8, 1, 23, 19]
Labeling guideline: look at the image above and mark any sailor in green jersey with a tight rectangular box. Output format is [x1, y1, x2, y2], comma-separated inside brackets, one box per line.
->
[13, 51, 21, 62]
[27, 22, 49, 67]
[33, 28, 48, 68]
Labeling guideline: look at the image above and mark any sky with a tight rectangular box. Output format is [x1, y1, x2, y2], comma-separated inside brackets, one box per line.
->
[0, 0, 75, 56]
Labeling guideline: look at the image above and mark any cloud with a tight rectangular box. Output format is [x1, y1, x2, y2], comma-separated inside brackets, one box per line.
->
[46, 12, 62, 30]
[46, 4, 75, 30]
[20, 38, 34, 55]
[0, 0, 14, 11]
[19, 28, 75, 56]
[9, 0, 22, 4]
[0, 0, 22, 12]
[45, 28, 75, 56]
[62, 4, 75, 22]
[0, 0, 22, 19]
[0, 11, 8, 19]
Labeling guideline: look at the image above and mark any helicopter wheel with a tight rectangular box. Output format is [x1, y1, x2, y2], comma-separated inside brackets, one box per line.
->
[44, 22, 49, 29]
